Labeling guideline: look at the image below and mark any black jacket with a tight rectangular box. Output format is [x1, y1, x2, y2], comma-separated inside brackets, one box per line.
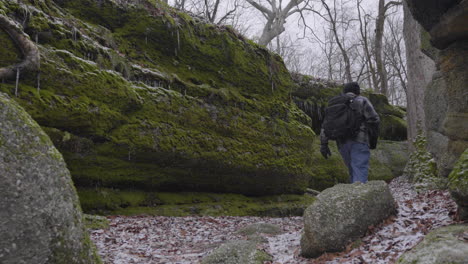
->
[320, 92, 380, 149]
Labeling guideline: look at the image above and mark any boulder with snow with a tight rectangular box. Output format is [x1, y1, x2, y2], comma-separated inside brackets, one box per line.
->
[0, 93, 100, 263]
[301, 181, 396, 258]
[397, 224, 468, 264]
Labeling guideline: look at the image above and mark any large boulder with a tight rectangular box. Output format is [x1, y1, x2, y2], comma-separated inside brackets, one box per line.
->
[447, 149, 468, 220]
[301, 181, 396, 258]
[0, 93, 100, 264]
[405, 0, 467, 49]
[397, 224, 468, 264]
[405, 0, 468, 177]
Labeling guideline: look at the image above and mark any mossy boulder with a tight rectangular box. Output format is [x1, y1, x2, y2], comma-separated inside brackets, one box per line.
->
[447, 148, 468, 220]
[201, 240, 272, 264]
[396, 224, 468, 264]
[301, 181, 396, 258]
[0, 0, 314, 196]
[0, 93, 100, 264]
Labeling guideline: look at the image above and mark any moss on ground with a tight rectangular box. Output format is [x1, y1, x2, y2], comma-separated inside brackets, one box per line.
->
[78, 188, 315, 217]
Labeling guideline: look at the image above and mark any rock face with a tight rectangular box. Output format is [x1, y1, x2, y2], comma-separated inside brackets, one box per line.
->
[0, 93, 100, 263]
[447, 149, 468, 220]
[403, 1, 436, 147]
[397, 224, 468, 264]
[0, 0, 409, 204]
[405, 0, 468, 177]
[0, 0, 313, 196]
[301, 181, 396, 258]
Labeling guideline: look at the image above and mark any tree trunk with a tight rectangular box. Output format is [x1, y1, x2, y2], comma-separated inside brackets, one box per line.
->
[0, 14, 40, 80]
[403, 0, 435, 149]
[375, 0, 388, 95]
[357, 0, 378, 91]
[321, 0, 352, 82]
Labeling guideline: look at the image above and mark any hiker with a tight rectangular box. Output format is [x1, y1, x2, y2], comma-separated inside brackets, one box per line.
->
[319, 82, 380, 183]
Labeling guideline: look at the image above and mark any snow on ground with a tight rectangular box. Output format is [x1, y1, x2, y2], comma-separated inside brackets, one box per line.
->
[90, 177, 458, 264]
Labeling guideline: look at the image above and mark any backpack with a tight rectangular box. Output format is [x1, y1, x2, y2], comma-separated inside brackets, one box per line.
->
[322, 94, 362, 140]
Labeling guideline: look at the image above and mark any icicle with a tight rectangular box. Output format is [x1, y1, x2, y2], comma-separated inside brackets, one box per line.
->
[72, 27, 76, 41]
[36, 71, 41, 93]
[37, 51, 41, 94]
[15, 67, 20, 97]
[177, 29, 180, 51]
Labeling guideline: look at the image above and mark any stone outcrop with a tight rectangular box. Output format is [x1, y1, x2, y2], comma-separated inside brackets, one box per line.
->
[405, 0, 468, 177]
[0, 0, 411, 211]
[403, 1, 436, 147]
[397, 224, 468, 264]
[0, 93, 100, 263]
[300, 181, 396, 258]
[0, 0, 314, 196]
[447, 149, 468, 220]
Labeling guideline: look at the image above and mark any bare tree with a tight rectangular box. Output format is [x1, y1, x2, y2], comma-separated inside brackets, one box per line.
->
[384, 15, 407, 98]
[357, 0, 378, 91]
[246, 0, 311, 46]
[316, 0, 353, 82]
[374, 0, 401, 95]
[173, 0, 244, 25]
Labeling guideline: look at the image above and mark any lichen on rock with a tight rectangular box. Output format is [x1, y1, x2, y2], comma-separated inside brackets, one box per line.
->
[0, 92, 100, 264]
[301, 181, 396, 258]
[396, 224, 468, 264]
[447, 148, 468, 220]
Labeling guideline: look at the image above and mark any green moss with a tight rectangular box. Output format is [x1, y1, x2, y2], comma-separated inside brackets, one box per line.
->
[404, 132, 446, 191]
[380, 115, 407, 141]
[0, 28, 22, 67]
[84, 214, 110, 230]
[77, 188, 315, 217]
[448, 149, 468, 188]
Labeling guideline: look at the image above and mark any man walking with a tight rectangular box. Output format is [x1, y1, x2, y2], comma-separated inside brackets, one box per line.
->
[320, 82, 380, 183]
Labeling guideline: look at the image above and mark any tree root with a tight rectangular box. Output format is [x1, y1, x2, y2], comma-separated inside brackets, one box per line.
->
[0, 14, 39, 80]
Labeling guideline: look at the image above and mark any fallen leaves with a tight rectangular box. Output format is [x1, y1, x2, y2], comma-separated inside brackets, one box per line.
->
[90, 176, 459, 264]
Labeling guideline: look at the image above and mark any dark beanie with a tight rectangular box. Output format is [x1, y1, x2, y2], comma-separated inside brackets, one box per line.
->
[343, 82, 360, 95]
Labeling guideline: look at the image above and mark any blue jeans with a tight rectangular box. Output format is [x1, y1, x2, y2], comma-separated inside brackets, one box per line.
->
[338, 141, 370, 183]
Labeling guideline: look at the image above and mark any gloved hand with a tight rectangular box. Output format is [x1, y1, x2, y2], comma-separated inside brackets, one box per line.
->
[320, 144, 331, 159]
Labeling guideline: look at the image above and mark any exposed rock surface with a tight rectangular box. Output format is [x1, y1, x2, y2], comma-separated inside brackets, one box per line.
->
[0, 92, 100, 264]
[448, 149, 468, 220]
[406, 0, 468, 177]
[396, 224, 468, 264]
[300, 181, 396, 258]
[403, 1, 436, 147]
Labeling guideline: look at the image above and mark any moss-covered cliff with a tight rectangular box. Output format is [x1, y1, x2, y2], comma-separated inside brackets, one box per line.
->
[0, 0, 314, 196]
[0, 0, 407, 213]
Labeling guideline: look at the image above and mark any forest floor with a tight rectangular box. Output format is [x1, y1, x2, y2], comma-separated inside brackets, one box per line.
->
[90, 176, 458, 264]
